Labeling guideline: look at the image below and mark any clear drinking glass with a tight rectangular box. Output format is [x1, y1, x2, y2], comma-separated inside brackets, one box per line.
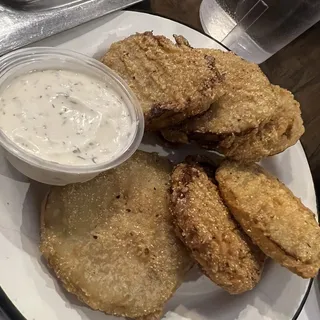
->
[200, 0, 320, 63]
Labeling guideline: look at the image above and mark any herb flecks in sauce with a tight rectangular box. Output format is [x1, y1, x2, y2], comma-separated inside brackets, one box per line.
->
[0, 69, 133, 165]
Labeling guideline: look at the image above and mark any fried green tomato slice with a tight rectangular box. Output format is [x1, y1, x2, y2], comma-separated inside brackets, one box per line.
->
[215, 86, 304, 162]
[216, 161, 320, 278]
[101, 32, 223, 131]
[161, 45, 278, 137]
[40, 151, 193, 318]
[170, 162, 265, 294]
[161, 46, 304, 162]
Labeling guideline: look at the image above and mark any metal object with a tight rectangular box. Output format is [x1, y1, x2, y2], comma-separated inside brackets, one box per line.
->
[0, 0, 143, 55]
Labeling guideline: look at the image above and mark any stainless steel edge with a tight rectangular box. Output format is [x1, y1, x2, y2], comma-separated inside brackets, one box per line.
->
[0, 0, 143, 55]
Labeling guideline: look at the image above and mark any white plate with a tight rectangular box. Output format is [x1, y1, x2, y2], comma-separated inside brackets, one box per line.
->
[0, 10, 317, 320]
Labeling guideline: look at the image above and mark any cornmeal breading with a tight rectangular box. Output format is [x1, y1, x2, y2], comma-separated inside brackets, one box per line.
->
[102, 32, 223, 131]
[216, 161, 320, 278]
[40, 151, 193, 318]
[170, 162, 266, 294]
[161, 46, 304, 162]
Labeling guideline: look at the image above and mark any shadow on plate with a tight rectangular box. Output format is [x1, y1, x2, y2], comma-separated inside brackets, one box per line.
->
[140, 132, 222, 165]
[20, 181, 48, 253]
[163, 259, 304, 320]
[0, 150, 28, 183]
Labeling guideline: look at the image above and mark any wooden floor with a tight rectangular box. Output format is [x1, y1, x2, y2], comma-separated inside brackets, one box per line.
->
[133, 0, 320, 191]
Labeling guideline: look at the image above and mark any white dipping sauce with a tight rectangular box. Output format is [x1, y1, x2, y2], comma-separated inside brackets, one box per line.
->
[0, 70, 134, 165]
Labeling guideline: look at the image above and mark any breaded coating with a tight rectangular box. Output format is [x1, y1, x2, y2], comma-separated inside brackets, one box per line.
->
[101, 32, 223, 131]
[161, 48, 303, 162]
[170, 162, 266, 294]
[216, 161, 320, 278]
[183, 48, 278, 135]
[215, 86, 304, 162]
[40, 151, 193, 318]
[161, 45, 277, 134]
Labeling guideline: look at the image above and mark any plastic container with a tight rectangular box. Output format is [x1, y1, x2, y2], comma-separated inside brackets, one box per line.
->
[0, 47, 144, 185]
[200, 0, 320, 63]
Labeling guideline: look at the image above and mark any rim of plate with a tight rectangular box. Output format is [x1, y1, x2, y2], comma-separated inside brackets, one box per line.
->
[0, 8, 317, 320]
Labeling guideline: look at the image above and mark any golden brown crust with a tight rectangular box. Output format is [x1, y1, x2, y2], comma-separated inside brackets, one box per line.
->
[160, 45, 304, 162]
[101, 32, 223, 131]
[216, 86, 304, 162]
[40, 151, 193, 318]
[162, 85, 304, 162]
[191, 49, 278, 134]
[163, 47, 277, 135]
[216, 161, 320, 278]
[170, 162, 266, 294]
